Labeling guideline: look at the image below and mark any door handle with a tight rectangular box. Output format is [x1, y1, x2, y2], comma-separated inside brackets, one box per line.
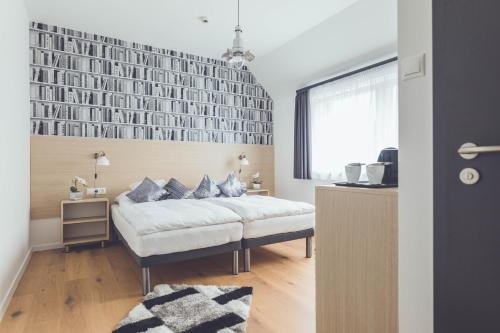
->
[458, 142, 500, 160]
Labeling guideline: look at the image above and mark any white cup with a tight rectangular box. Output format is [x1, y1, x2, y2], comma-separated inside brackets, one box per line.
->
[366, 163, 386, 185]
[345, 163, 363, 183]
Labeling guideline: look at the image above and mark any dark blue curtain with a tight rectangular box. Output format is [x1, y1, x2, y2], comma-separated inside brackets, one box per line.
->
[294, 90, 312, 179]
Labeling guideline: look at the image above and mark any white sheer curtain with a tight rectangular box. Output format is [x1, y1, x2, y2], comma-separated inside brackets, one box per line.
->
[310, 61, 398, 181]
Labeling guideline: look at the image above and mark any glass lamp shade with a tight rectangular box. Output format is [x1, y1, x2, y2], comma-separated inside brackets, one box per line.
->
[96, 156, 110, 166]
[229, 55, 245, 69]
[222, 25, 253, 69]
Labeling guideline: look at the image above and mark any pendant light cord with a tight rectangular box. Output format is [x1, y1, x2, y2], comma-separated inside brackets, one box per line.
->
[237, 0, 240, 26]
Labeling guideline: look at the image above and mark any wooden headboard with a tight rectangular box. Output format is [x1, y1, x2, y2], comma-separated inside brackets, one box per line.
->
[31, 136, 274, 219]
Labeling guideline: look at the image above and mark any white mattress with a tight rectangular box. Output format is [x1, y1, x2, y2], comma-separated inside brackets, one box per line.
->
[207, 195, 315, 222]
[112, 205, 243, 257]
[243, 213, 315, 239]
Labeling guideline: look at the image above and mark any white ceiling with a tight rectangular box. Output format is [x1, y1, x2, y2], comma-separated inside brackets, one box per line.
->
[26, 0, 359, 60]
[250, 0, 397, 96]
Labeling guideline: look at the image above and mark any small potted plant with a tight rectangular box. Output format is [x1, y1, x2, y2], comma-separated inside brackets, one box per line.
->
[251, 172, 262, 190]
[69, 176, 87, 201]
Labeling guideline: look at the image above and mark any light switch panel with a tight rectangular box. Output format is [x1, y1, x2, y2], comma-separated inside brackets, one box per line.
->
[401, 54, 425, 81]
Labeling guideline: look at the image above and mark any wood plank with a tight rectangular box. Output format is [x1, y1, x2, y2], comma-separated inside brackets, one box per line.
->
[62, 216, 107, 224]
[0, 240, 313, 333]
[31, 136, 275, 219]
[64, 250, 93, 281]
[0, 295, 34, 333]
[25, 269, 65, 327]
[63, 234, 107, 245]
[61, 198, 108, 204]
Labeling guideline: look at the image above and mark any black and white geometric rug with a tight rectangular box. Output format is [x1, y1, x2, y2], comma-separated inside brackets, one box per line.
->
[113, 284, 253, 333]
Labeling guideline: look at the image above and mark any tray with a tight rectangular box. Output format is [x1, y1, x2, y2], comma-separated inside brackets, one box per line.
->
[333, 181, 398, 189]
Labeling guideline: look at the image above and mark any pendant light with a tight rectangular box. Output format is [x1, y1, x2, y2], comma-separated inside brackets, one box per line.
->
[221, 0, 255, 69]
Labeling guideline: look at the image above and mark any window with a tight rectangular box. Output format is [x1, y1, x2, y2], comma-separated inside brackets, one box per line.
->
[309, 61, 398, 180]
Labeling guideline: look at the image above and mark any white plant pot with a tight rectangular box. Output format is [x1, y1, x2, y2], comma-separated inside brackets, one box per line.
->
[252, 183, 261, 190]
[69, 191, 83, 201]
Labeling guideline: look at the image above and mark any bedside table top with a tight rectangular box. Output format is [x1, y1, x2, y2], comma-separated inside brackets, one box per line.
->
[61, 197, 109, 204]
[246, 189, 269, 193]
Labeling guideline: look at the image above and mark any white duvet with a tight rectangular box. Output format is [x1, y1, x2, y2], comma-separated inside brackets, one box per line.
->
[206, 195, 315, 222]
[116, 191, 315, 235]
[118, 199, 242, 236]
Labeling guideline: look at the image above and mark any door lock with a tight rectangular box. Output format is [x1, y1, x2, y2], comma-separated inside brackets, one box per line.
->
[459, 168, 480, 185]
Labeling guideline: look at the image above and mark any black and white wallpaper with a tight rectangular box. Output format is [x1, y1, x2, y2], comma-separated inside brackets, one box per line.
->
[29, 22, 273, 145]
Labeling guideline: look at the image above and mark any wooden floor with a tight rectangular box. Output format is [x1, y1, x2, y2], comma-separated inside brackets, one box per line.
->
[0, 239, 315, 333]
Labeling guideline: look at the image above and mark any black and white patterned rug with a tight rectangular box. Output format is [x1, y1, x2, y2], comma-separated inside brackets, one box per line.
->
[113, 284, 253, 333]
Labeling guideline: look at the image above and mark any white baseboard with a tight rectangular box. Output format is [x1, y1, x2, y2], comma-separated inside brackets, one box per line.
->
[0, 248, 32, 321]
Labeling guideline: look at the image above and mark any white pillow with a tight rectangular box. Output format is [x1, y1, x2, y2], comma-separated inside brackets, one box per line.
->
[115, 191, 136, 206]
[129, 179, 166, 190]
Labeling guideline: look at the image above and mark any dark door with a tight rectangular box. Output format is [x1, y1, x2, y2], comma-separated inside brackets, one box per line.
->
[434, 1, 500, 332]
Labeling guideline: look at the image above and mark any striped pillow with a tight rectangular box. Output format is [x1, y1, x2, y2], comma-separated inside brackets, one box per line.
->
[164, 178, 193, 200]
[126, 177, 167, 203]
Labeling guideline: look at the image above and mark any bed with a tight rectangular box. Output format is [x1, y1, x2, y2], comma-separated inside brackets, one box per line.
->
[111, 196, 244, 295]
[206, 195, 315, 271]
[112, 193, 315, 295]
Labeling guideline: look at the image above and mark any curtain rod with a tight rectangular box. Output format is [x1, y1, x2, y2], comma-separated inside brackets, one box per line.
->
[296, 56, 398, 93]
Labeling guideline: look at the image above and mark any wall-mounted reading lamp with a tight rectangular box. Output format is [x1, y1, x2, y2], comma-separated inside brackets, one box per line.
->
[93, 151, 110, 197]
[238, 153, 249, 180]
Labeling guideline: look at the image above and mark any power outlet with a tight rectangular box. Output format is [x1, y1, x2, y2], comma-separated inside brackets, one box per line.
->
[87, 187, 106, 195]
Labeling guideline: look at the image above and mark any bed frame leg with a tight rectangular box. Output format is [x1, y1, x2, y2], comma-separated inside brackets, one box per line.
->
[232, 250, 239, 275]
[142, 267, 151, 296]
[244, 248, 251, 272]
[306, 236, 313, 258]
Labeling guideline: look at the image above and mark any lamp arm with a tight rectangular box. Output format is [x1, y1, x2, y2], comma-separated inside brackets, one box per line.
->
[238, 152, 247, 181]
[93, 160, 98, 197]
[93, 160, 98, 187]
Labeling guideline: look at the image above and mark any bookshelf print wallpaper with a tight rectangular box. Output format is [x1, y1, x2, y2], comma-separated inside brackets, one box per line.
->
[29, 22, 273, 145]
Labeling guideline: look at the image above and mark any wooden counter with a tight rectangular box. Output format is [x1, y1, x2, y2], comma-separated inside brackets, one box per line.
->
[315, 185, 398, 333]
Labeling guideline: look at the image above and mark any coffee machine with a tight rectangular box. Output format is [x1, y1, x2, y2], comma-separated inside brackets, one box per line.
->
[377, 147, 398, 185]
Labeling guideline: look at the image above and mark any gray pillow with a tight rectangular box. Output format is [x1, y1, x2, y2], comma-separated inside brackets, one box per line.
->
[218, 173, 246, 197]
[194, 175, 221, 199]
[126, 177, 167, 203]
[164, 178, 193, 199]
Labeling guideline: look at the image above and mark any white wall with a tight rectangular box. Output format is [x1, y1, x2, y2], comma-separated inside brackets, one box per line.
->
[0, 0, 31, 320]
[250, 0, 397, 203]
[398, 0, 434, 332]
[30, 218, 61, 251]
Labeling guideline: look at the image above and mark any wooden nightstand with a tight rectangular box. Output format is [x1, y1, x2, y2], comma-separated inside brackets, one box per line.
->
[61, 198, 109, 252]
[246, 189, 270, 196]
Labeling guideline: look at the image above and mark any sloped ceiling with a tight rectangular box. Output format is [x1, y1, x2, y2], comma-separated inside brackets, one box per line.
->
[249, 0, 398, 95]
[25, 0, 358, 59]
